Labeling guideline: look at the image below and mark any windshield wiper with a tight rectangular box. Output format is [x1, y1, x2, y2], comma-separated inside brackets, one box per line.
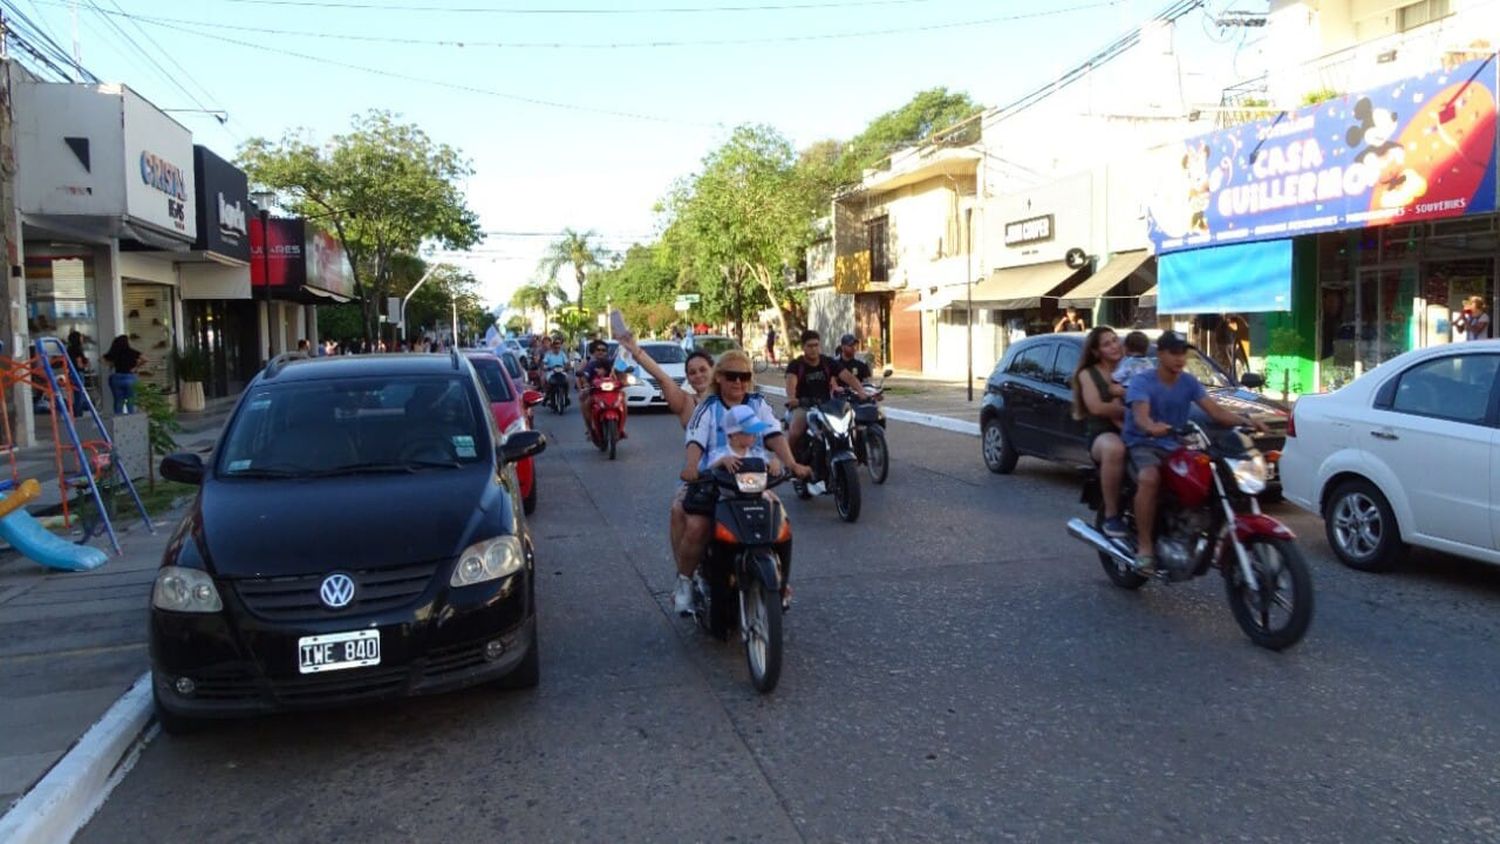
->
[310, 460, 463, 477]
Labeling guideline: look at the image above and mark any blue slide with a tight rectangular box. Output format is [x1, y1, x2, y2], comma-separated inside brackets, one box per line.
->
[0, 491, 108, 572]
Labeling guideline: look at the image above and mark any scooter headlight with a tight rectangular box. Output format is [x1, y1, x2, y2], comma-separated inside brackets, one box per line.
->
[599, 381, 617, 392]
[735, 472, 768, 494]
[1229, 456, 1269, 495]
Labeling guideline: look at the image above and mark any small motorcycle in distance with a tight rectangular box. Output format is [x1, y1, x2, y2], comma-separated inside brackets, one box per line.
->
[788, 397, 862, 523]
[545, 366, 570, 415]
[851, 367, 893, 484]
[586, 366, 630, 460]
[691, 457, 792, 693]
[1066, 421, 1313, 651]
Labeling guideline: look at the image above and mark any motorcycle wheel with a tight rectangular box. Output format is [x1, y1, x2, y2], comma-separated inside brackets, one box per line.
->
[864, 425, 889, 485]
[833, 460, 861, 523]
[605, 419, 619, 460]
[1096, 508, 1146, 590]
[741, 563, 783, 693]
[1224, 536, 1313, 651]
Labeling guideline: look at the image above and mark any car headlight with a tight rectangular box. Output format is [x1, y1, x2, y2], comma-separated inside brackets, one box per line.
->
[626, 374, 640, 386]
[450, 536, 526, 587]
[1229, 456, 1269, 495]
[152, 566, 223, 613]
[735, 472, 768, 494]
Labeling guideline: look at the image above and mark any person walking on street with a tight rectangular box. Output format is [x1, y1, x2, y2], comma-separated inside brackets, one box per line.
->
[765, 323, 779, 365]
[103, 335, 144, 415]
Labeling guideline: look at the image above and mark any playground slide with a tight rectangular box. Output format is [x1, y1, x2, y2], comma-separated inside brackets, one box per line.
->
[0, 483, 108, 572]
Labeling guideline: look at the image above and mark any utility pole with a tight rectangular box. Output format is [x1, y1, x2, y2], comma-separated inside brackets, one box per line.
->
[966, 207, 974, 403]
[0, 14, 30, 445]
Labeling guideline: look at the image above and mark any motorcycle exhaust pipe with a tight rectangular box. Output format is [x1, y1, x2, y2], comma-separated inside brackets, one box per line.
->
[1067, 517, 1134, 569]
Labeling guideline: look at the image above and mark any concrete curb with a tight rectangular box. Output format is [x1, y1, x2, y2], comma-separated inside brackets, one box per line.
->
[0, 673, 155, 844]
[756, 385, 980, 438]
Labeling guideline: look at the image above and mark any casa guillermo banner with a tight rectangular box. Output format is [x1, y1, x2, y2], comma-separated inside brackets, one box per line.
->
[1148, 57, 1497, 255]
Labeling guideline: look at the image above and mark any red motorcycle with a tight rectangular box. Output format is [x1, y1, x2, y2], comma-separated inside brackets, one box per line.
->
[1067, 421, 1313, 651]
[586, 373, 628, 460]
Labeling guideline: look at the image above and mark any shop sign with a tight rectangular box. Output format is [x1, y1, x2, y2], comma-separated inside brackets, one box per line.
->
[1004, 214, 1054, 246]
[121, 88, 196, 240]
[192, 145, 251, 262]
[1147, 57, 1498, 255]
[305, 227, 356, 299]
[249, 217, 306, 287]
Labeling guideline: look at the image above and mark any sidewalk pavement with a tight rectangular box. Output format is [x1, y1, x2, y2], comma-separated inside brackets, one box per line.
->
[0, 401, 229, 825]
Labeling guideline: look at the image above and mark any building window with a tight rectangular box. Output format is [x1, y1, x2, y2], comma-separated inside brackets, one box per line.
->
[867, 217, 889, 283]
[1399, 0, 1450, 32]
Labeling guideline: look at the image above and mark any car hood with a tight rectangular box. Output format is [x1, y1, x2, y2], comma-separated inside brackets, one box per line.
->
[194, 469, 498, 579]
[1205, 386, 1291, 421]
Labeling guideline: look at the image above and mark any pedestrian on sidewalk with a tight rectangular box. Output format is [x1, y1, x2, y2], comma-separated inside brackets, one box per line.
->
[765, 323, 778, 365]
[102, 335, 143, 415]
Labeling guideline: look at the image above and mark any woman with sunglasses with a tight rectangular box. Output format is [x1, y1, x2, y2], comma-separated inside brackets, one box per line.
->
[678, 350, 810, 614]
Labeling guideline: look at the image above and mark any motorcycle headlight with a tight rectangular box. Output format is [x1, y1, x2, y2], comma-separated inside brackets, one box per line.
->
[152, 566, 223, 613]
[450, 536, 526, 587]
[824, 410, 852, 436]
[1229, 456, 1269, 495]
[599, 381, 617, 392]
[735, 472, 768, 494]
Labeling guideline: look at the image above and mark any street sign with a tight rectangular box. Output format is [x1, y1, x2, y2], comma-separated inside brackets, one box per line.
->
[387, 297, 404, 326]
[675, 293, 700, 306]
[673, 300, 691, 312]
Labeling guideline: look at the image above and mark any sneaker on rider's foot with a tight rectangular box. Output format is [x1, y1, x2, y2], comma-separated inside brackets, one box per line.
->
[672, 575, 694, 616]
[1133, 553, 1157, 576]
[1102, 516, 1129, 538]
[806, 481, 826, 496]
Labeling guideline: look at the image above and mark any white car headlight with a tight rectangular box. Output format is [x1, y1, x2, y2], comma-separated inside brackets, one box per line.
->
[450, 536, 526, 587]
[626, 374, 640, 386]
[1229, 456, 1269, 495]
[735, 472, 768, 494]
[152, 566, 223, 613]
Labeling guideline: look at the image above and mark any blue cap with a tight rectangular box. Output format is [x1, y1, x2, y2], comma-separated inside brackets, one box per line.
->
[724, 403, 773, 436]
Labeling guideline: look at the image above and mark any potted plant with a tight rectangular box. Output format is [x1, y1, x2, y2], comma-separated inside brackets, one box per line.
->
[174, 347, 211, 412]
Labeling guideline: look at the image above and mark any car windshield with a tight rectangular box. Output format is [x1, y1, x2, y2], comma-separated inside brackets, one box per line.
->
[499, 352, 525, 380]
[1146, 349, 1231, 388]
[468, 356, 514, 403]
[695, 337, 738, 356]
[217, 375, 488, 477]
[641, 343, 687, 364]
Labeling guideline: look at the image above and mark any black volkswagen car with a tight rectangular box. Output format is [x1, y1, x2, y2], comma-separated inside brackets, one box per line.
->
[979, 332, 1290, 486]
[150, 351, 545, 732]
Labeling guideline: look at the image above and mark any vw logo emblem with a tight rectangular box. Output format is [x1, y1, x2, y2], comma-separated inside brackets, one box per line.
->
[319, 573, 356, 609]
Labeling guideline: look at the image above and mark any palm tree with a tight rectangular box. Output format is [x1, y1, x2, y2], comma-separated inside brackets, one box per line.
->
[539, 228, 609, 305]
[510, 281, 565, 334]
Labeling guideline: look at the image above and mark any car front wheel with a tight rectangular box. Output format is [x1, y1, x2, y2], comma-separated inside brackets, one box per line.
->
[982, 416, 1018, 474]
[1324, 478, 1403, 572]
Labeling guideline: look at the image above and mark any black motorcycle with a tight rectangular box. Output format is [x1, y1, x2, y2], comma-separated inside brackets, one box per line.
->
[788, 397, 862, 522]
[544, 366, 570, 415]
[691, 458, 793, 693]
[850, 368, 893, 485]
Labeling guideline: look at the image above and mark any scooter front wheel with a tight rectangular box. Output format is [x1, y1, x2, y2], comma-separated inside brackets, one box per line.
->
[741, 566, 783, 693]
[605, 419, 619, 460]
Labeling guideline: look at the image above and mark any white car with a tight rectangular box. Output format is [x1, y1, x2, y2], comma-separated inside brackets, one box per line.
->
[682, 334, 740, 359]
[1281, 340, 1500, 571]
[619, 341, 686, 409]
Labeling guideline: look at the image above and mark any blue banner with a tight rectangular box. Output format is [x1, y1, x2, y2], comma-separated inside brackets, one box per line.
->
[1148, 57, 1498, 255]
[1158, 239, 1292, 314]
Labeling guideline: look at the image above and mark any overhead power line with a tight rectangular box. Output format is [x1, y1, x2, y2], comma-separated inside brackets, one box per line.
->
[210, 0, 943, 14]
[85, 1, 1122, 49]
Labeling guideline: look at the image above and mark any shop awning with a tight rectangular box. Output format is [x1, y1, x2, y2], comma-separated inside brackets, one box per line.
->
[1057, 250, 1153, 309]
[904, 287, 961, 312]
[1157, 238, 1292, 314]
[970, 260, 1082, 310]
[1138, 285, 1158, 306]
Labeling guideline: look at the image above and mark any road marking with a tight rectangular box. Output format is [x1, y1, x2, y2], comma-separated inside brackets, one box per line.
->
[756, 385, 980, 437]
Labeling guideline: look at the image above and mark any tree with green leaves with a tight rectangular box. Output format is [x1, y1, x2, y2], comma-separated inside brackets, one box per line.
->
[239, 110, 482, 341]
[837, 87, 983, 180]
[662, 124, 818, 344]
[539, 228, 610, 306]
[510, 280, 566, 335]
[584, 243, 681, 335]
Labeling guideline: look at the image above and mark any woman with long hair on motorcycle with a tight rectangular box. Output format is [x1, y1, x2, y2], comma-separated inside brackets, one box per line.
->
[1071, 326, 1129, 538]
[618, 327, 718, 601]
[680, 350, 810, 614]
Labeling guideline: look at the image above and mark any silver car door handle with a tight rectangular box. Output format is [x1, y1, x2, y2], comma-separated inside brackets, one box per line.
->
[1370, 430, 1399, 440]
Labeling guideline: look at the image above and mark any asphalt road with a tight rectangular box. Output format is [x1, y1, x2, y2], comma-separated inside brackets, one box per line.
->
[82, 395, 1500, 842]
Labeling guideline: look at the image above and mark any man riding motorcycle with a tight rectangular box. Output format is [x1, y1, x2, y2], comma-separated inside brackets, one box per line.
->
[830, 333, 882, 401]
[542, 337, 571, 408]
[783, 330, 841, 461]
[1124, 330, 1266, 574]
[576, 340, 617, 438]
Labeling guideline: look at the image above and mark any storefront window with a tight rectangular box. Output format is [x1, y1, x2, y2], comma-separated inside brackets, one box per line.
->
[123, 283, 176, 394]
[26, 247, 98, 355]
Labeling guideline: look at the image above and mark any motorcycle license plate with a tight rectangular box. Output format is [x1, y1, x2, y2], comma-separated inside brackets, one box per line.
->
[298, 630, 381, 674]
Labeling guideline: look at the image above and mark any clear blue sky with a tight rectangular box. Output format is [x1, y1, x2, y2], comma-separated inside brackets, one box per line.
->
[15, 0, 1263, 307]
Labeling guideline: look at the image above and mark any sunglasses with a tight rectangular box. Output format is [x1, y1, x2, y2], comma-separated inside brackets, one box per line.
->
[720, 370, 753, 382]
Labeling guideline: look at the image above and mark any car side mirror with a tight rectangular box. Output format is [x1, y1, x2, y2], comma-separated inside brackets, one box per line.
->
[498, 430, 546, 465]
[161, 452, 205, 485]
[522, 389, 544, 408]
[1240, 372, 1266, 390]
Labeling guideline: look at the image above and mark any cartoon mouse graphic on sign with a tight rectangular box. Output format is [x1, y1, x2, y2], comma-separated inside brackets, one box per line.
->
[1346, 97, 1428, 209]
[1182, 142, 1212, 233]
